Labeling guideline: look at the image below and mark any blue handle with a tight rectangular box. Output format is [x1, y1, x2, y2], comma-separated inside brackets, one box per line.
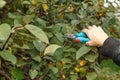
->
[75, 32, 87, 37]
[75, 37, 90, 42]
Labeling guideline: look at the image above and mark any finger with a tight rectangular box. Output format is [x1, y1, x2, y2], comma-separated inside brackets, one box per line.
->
[88, 26, 93, 30]
[82, 29, 88, 34]
[93, 25, 97, 29]
[98, 26, 104, 31]
[86, 41, 93, 46]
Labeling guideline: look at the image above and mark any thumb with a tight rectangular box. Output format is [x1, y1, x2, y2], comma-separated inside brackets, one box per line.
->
[86, 41, 93, 46]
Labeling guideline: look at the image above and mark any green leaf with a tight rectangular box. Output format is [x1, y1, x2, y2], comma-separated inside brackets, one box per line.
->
[50, 36, 62, 45]
[16, 61, 27, 67]
[65, 48, 76, 52]
[50, 23, 67, 33]
[29, 49, 40, 57]
[84, 53, 98, 62]
[53, 48, 63, 60]
[56, 61, 62, 70]
[49, 66, 58, 74]
[10, 68, 24, 80]
[0, 50, 16, 64]
[22, 1, 31, 5]
[76, 45, 92, 60]
[23, 15, 34, 24]
[82, 2, 88, 9]
[29, 69, 38, 79]
[90, 19, 101, 25]
[106, 12, 114, 17]
[55, 32, 64, 43]
[8, 12, 16, 19]
[100, 59, 120, 71]
[31, 61, 41, 70]
[86, 72, 97, 80]
[109, 17, 116, 25]
[0, 24, 11, 41]
[70, 74, 78, 80]
[0, 0, 6, 8]
[25, 24, 49, 44]
[32, 56, 41, 62]
[36, 18, 47, 28]
[61, 58, 71, 64]
[14, 19, 22, 27]
[44, 44, 61, 56]
[48, 72, 58, 80]
[71, 20, 80, 26]
[33, 40, 46, 52]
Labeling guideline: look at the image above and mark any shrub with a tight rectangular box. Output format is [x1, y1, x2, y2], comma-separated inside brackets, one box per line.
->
[0, 0, 120, 80]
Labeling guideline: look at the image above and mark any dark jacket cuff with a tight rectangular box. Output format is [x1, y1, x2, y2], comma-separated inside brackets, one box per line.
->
[100, 37, 120, 58]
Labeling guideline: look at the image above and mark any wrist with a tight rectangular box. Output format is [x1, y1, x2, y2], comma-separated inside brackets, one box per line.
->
[99, 36, 109, 47]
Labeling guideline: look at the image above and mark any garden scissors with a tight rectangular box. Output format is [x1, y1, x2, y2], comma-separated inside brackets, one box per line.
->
[64, 32, 90, 43]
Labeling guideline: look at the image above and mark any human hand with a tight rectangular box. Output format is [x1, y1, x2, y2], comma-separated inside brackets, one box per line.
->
[83, 25, 108, 47]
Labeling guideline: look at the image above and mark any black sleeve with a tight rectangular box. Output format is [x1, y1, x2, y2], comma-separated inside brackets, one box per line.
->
[99, 37, 120, 66]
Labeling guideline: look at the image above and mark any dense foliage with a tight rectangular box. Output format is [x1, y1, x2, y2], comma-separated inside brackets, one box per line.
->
[0, 0, 120, 80]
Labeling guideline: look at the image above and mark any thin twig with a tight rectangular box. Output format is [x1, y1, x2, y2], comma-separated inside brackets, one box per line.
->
[1, 33, 12, 51]
[0, 70, 11, 80]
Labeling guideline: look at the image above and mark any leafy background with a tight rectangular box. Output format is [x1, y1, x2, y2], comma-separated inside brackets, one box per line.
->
[0, 0, 120, 80]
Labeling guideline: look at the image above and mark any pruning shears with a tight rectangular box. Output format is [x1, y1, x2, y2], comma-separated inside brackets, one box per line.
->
[64, 32, 90, 43]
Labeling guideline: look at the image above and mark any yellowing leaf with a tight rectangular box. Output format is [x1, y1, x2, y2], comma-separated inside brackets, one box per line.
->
[38, 0, 43, 2]
[25, 24, 49, 44]
[42, 3, 48, 12]
[30, 0, 36, 5]
[80, 60, 87, 67]
[44, 44, 61, 56]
